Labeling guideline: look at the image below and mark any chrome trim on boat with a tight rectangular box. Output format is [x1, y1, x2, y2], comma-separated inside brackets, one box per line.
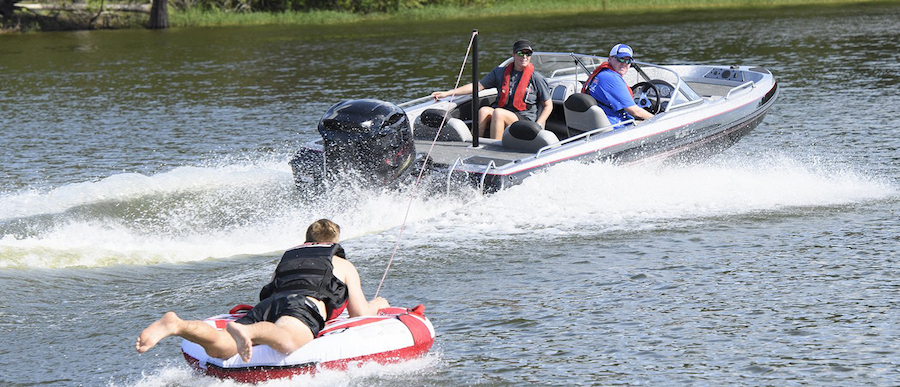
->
[479, 160, 497, 194]
[398, 95, 436, 108]
[447, 157, 463, 194]
[726, 81, 755, 100]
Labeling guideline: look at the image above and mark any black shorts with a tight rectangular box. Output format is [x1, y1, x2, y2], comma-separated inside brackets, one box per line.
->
[234, 294, 326, 336]
[497, 105, 528, 121]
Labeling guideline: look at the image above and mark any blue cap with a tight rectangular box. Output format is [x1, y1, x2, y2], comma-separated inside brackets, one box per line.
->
[609, 43, 634, 58]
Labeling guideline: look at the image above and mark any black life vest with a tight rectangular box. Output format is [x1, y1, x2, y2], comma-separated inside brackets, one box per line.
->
[258, 243, 349, 319]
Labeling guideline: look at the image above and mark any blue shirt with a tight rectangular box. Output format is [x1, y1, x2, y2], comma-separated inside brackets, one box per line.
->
[587, 69, 635, 125]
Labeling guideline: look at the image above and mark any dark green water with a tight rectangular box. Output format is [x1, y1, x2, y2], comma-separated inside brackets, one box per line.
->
[0, 3, 898, 386]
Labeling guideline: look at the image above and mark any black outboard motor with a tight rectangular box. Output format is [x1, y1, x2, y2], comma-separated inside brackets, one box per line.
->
[317, 99, 416, 186]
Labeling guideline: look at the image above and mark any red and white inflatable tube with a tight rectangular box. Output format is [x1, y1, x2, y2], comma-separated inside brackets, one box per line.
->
[181, 304, 435, 383]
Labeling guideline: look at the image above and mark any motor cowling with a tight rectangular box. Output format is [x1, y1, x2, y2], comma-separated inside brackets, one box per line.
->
[318, 99, 416, 185]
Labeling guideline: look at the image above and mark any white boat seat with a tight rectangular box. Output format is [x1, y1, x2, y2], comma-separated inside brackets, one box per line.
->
[413, 108, 473, 142]
[564, 93, 613, 134]
[551, 82, 577, 103]
[502, 120, 559, 153]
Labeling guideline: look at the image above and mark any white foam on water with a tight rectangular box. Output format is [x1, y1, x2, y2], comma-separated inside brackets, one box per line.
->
[0, 163, 285, 220]
[0, 158, 467, 269]
[1, 153, 894, 269]
[392, 154, 897, 245]
[0, 161, 296, 268]
[119, 352, 441, 387]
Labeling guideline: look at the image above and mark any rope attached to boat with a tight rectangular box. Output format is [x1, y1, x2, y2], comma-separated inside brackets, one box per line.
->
[374, 30, 479, 298]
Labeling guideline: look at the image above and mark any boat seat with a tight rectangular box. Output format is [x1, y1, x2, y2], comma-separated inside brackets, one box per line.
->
[546, 82, 581, 139]
[502, 120, 559, 153]
[413, 108, 472, 142]
[551, 82, 578, 104]
[564, 93, 613, 134]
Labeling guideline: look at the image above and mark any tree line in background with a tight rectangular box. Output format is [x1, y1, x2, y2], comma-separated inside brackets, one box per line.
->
[0, 0, 495, 21]
[164, 0, 493, 13]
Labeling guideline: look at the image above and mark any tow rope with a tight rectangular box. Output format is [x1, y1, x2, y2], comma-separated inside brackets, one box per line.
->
[374, 30, 479, 297]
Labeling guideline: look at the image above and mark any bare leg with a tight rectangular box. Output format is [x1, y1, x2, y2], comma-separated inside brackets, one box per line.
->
[489, 109, 520, 140]
[478, 106, 494, 137]
[136, 311, 238, 359]
[225, 316, 314, 362]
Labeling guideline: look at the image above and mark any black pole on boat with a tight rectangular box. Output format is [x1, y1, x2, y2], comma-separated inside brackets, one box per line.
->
[471, 29, 479, 148]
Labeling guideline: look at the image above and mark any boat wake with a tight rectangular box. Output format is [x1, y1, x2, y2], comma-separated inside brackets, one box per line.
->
[0, 158, 467, 269]
[1, 153, 894, 269]
[440, 153, 896, 236]
[365, 152, 897, 250]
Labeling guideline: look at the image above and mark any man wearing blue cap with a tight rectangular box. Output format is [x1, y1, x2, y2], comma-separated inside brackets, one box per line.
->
[584, 43, 654, 126]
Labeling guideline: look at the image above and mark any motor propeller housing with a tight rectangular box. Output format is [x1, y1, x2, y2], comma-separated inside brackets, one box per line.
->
[316, 99, 416, 186]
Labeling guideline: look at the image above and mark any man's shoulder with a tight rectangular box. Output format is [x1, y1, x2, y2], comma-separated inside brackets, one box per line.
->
[595, 69, 619, 80]
[481, 65, 506, 86]
[595, 70, 626, 89]
[530, 70, 551, 90]
[331, 255, 355, 270]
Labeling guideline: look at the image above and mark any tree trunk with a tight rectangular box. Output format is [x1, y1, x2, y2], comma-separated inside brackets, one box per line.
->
[148, 0, 167, 29]
[0, 0, 16, 19]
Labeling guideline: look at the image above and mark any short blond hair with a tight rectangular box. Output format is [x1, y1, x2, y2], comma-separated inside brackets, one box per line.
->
[305, 219, 340, 243]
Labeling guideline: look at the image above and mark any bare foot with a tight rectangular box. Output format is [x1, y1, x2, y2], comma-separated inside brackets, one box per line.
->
[226, 322, 253, 362]
[136, 311, 181, 354]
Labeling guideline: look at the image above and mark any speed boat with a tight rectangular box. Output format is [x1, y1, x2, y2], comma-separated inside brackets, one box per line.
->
[290, 51, 778, 194]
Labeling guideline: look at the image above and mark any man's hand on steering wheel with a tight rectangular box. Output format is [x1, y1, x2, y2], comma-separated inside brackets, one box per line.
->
[631, 82, 661, 114]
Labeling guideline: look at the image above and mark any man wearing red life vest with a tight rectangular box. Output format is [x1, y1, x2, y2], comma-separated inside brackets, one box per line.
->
[136, 219, 389, 363]
[432, 39, 552, 140]
[584, 43, 654, 126]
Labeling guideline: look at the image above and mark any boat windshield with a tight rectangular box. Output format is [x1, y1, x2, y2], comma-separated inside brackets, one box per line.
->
[623, 63, 701, 110]
[498, 52, 602, 82]
[531, 53, 604, 79]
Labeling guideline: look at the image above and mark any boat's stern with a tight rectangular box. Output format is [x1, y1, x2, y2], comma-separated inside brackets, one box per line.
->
[290, 99, 418, 192]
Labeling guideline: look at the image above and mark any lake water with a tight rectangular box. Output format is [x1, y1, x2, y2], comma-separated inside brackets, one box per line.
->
[1, 2, 899, 386]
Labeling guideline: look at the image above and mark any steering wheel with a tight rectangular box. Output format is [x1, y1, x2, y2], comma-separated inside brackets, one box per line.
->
[631, 82, 662, 114]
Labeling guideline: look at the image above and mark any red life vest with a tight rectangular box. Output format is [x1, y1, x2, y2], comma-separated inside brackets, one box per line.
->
[581, 62, 634, 98]
[497, 63, 534, 111]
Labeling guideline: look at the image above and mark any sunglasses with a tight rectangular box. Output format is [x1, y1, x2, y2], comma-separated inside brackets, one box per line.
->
[515, 50, 533, 57]
[615, 57, 634, 64]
